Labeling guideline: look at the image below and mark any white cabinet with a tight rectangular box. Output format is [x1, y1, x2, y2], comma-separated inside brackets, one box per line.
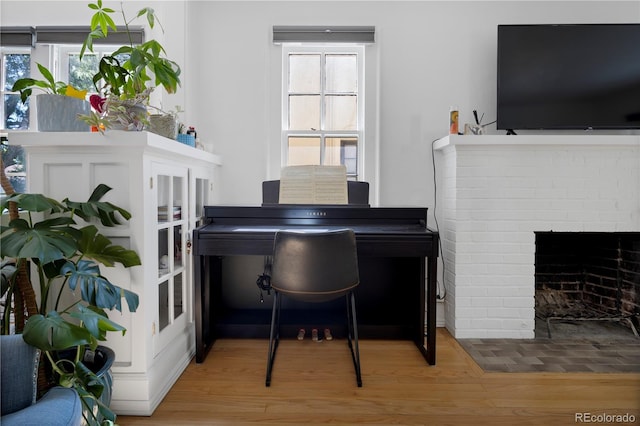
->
[9, 131, 222, 415]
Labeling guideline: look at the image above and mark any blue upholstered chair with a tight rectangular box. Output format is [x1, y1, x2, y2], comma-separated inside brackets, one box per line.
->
[1, 334, 82, 426]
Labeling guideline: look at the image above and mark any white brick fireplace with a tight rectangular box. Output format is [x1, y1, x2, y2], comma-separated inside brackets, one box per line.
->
[434, 135, 640, 338]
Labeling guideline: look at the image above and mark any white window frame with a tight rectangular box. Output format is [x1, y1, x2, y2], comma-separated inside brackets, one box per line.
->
[281, 44, 365, 180]
[1, 46, 32, 130]
[57, 45, 123, 96]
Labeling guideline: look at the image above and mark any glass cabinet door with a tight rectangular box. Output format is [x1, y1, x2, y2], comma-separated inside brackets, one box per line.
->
[185, 169, 212, 324]
[154, 164, 188, 355]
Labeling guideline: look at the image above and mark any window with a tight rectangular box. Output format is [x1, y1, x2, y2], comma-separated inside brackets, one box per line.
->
[1, 38, 131, 197]
[283, 45, 364, 180]
[0, 44, 126, 196]
[1, 48, 30, 194]
[58, 45, 127, 94]
[1, 47, 31, 130]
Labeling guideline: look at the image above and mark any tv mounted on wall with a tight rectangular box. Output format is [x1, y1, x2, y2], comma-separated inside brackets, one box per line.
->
[497, 24, 640, 131]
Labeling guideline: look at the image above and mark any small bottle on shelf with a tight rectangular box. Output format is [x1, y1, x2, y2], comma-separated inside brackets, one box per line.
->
[449, 106, 459, 135]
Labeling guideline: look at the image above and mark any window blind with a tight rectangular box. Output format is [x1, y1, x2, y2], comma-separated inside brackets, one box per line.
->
[0, 27, 36, 47]
[35, 26, 144, 45]
[273, 26, 375, 44]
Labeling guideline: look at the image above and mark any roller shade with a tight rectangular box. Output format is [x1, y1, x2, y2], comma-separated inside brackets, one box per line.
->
[35, 26, 144, 45]
[1, 27, 36, 47]
[273, 26, 375, 44]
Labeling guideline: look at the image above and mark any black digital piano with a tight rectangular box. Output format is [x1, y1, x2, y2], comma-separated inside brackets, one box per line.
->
[192, 205, 439, 365]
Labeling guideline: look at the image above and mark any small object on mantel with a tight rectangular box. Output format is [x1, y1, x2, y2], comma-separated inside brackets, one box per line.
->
[449, 106, 459, 135]
[177, 133, 196, 147]
[467, 109, 496, 135]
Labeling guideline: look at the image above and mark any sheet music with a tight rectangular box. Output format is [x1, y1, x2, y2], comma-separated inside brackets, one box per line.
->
[279, 165, 348, 204]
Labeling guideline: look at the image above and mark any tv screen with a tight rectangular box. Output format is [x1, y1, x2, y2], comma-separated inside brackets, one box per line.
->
[497, 24, 640, 130]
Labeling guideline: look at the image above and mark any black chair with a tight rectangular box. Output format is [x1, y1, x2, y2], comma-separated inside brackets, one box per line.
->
[265, 229, 362, 387]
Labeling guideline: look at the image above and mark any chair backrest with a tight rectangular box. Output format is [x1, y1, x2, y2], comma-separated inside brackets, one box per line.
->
[270, 229, 359, 303]
[1, 334, 39, 415]
[262, 180, 369, 206]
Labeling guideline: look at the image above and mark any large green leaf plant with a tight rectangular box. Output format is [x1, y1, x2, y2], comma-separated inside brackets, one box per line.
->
[78, 0, 182, 132]
[0, 184, 140, 426]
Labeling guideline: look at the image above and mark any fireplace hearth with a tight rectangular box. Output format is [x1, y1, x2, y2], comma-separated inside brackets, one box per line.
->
[535, 232, 640, 338]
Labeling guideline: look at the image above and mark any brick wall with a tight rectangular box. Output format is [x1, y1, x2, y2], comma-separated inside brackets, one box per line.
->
[434, 135, 640, 338]
[535, 232, 640, 324]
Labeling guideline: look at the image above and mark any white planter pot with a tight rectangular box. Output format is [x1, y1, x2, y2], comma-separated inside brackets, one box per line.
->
[36, 94, 91, 132]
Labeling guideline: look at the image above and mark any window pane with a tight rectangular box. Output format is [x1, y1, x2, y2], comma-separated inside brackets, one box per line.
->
[174, 273, 183, 319]
[1, 142, 26, 194]
[4, 53, 30, 90]
[68, 53, 98, 92]
[289, 95, 320, 130]
[173, 225, 183, 269]
[4, 94, 29, 129]
[326, 137, 358, 175]
[287, 137, 321, 165]
[158, 228, 169, 276]
[289, 54, 320, 93]
[326, 54, 357, 93]
[159, 280, 169, 331]
[325, 95, 357, 130]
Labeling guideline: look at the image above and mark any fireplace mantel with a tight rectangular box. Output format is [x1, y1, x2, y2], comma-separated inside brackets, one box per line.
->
[434, 134, 640, 149]
[434, 134, 640, 338]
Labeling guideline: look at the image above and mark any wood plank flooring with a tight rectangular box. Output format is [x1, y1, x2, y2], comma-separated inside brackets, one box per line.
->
[117, 329, 640, 425]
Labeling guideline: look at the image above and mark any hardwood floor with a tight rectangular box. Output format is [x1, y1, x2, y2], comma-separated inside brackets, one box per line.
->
[117, 329, 640, 425]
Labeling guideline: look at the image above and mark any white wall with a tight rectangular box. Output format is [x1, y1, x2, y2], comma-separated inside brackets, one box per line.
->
[2, 1, 639, 218]
[182, 0, 639, 214]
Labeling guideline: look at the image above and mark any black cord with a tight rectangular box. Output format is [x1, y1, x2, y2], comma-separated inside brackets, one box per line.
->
[256, 256, 273, 302]
[256, 274, 271, 302]
[431, 138, 446, 301]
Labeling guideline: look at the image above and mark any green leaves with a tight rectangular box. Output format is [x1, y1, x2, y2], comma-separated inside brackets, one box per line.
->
[10, 63, 69, 103]
[77, 226, 141, 268]
[62, 259, 139, 313]
[23, 305, 129, 357]
[65, 183, 132, 227]
[81, 0, 117, 59]
[138, 7, 156, 29]
[23, 311, 94, 351]
[80, 0, 181, 100]
[1, 191, 66, 214]
[1, 183, 140, 343]
[1, 217, 79, 264]
[0, 185, 138, 264]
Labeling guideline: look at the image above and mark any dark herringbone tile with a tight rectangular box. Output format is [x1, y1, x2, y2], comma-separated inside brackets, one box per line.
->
[457, 319, 640, 373]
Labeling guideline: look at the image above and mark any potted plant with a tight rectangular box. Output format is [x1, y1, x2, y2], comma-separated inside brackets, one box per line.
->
[148, 105, 183, 140]
[0, 183, 141, 426]
[10, 63, 91, 132]
[79, 0, 181, 131]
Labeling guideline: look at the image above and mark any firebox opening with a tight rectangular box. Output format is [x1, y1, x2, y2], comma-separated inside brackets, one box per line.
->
[534, 232, 640, 339]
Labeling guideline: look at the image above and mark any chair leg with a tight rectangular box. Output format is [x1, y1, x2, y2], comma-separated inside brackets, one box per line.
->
[346, 291, 363, 387]
[266, 292, 281, 387]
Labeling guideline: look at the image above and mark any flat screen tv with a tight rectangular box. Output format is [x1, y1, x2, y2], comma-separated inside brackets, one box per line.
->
[497, 24, 640, 131]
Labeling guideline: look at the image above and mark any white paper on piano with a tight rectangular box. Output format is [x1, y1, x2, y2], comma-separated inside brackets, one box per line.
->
[278, 165, 348, 205]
